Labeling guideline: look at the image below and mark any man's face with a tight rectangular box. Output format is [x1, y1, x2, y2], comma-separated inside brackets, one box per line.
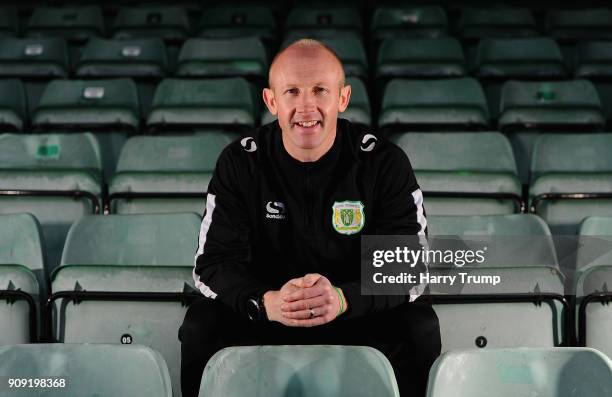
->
[263, 46, 351, 160]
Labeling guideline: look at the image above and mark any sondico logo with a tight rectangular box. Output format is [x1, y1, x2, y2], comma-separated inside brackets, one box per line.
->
[266, 202, 286, 220]
[360, 134, 377, 152]
[240, 137, 257, 152]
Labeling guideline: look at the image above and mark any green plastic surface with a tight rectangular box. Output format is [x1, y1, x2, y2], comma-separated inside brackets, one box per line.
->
[200, 345, 400, 397]
[0, 344, 172, 397]
[427, 348, 612, 397]
[77, 38, 167, 77]
[499, 80, 605, 129]
[33, 78, 140, 130]
[0, 79, 25, 130]
[0, 38, 68, 77]
[476, 38, 566, 78]
[113, 7, 190, 41]
[459, 8, 537, 39]
[148, 77, 257, 128]
[377, 37, 465, 78]
[177, 37, 267, 78]
[26, 6, 104, 41]
[371, 6, 447, 39]
[380, 78, 488, 128]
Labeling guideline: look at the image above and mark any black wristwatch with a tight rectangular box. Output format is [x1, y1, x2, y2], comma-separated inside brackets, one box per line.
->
[246, 294, 268, 322]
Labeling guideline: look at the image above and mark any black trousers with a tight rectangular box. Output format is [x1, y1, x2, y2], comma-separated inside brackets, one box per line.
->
[179, 298, 441, 397]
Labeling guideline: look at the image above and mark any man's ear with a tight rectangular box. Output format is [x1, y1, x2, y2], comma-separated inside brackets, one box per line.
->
[262, 88, 277, 115]
[338, 84, 352, 113]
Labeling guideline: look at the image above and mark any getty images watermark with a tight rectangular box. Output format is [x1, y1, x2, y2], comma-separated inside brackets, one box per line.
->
[358, 235, 570, 296]
[371, 245, 501, 287]
[361, 234, 610, 298]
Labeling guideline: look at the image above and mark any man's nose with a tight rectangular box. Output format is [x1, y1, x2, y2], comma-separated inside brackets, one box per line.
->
[296, 92, 317, 113]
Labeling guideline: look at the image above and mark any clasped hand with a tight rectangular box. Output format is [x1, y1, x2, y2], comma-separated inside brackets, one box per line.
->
[264, 273, 347, 327]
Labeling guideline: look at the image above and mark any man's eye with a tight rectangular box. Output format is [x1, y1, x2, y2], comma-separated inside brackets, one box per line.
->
[314, 87, 328, 94]
[285, 88, 298, 95]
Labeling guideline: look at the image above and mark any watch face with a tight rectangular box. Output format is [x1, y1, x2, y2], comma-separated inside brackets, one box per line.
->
[246, 298, 259, 322]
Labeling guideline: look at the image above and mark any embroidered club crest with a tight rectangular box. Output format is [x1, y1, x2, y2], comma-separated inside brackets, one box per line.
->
[332, 201, 364, 235]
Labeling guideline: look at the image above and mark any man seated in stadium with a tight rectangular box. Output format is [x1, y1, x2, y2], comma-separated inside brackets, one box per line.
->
[180, 39, 441, 397]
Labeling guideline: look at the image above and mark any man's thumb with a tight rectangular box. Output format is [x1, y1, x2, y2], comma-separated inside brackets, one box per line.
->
[303, 273, 321, 287]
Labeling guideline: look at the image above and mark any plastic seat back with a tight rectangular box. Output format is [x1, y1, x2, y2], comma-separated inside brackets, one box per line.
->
[427, 348, 612, 397]
[201, 346, 400, 397]
[0, 344, 172, 397]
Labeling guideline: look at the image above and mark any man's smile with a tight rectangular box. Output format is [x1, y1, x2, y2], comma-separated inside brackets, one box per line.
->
[292, 120, 321, 128]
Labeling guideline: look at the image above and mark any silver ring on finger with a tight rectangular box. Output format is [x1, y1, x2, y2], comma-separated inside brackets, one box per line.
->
[309, 308, 315, 318]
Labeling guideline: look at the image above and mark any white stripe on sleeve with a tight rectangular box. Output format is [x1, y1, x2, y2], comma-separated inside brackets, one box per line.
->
[193, 193, 218, 298]
[409, 188, 428, 301]
[411, 188, 427, 236]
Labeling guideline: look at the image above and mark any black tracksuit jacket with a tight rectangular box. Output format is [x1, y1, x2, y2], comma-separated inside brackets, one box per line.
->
[193, 118, 427, 319]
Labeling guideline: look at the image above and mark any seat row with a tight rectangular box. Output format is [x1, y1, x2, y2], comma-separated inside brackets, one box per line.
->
[1, 212, 611, 396]
[3, 34, 612, 79]
[2, 5, 612, 44]
[1, 76, 609, 132]
[1, 74, 593, 188]
[393, 132, 612, 235]
[3, 34, 612, 115]
[1, 130, 611, 265]
[1, 344, 610, 397]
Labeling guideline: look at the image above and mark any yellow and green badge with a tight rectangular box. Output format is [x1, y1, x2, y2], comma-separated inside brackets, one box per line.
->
[332, 201, 364, 235]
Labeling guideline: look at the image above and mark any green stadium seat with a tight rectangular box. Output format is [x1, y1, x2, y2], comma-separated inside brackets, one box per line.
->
[0, 8, 17, 37]
[0, 38, 68, 117]
[371, 6, 448, 41]
[322, 37, 367, 79]
[285, 6, 362, 38]
[108, 132, 237, 214]
[546, 9, 612, 81]
[458, 8, 538, 41]
[575, 41, 612, 78]
[26, 6, 104, 43]
[426, 348, 612, 397]
[376, 37, 465, 80]
[575, 41, 612, 124]
[575, 217, 612, 358]
[113, 7, 191, 43]
[282, 35, 368, 79]
[176, 37, 268, 80]
[499, 80, 605, 183]
[147, 77, 257, 132]
[0, 133, 102, 272]
[530, 133, 612, 235]
[76, 38, 168, 78]
[0, 79, 26, 131]
[198, 5, 276, 42]
[379, 78, 489, 131]
[428, 213, 551, 236]
[391, 132, 521, 215]
[475, 38, 567, 122]
[32, 78, 140, 131]
[0, 344, 173, 397]
[75, 38, 167, 128]
[475, 38, 566, 79]
[32, 78, 138, 175]
[0, 213, 44, 344]
[427, 214, 566, 351]
[200, 346, 400, 397]
[546, 9, 612, 42]
[50, 213, 201, 397]
[261, 77, 370, 127]
[0, 38, 68, 78]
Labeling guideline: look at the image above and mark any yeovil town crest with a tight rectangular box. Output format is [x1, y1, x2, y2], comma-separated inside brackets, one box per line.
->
[332, 201, 365, 235]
